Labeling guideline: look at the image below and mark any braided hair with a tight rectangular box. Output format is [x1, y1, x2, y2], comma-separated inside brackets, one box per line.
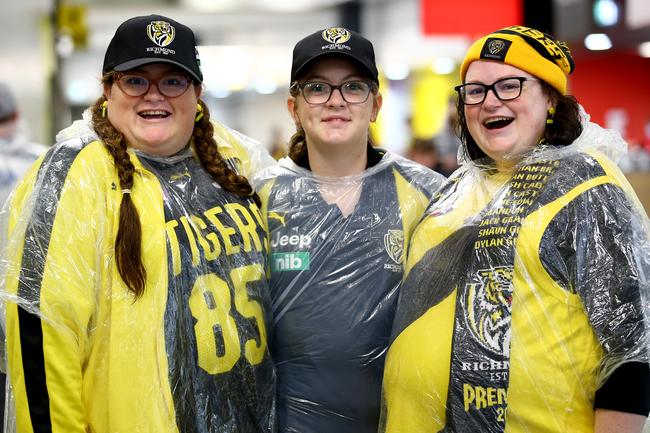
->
[92, 74, 259, 298]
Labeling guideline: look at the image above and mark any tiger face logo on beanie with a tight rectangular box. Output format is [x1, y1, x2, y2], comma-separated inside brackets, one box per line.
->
[481, 38, 512, 62]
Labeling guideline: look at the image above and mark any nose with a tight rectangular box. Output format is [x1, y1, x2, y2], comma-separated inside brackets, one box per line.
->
[143, 80, 164, 100]
[327, 87, 345, 106]
[482, 88, 502, 107]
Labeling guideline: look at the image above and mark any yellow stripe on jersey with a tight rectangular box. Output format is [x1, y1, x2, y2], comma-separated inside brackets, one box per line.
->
[383, 289, 458, 432]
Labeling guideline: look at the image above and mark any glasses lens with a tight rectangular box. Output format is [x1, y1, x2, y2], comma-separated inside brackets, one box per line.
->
[302, 82, 331, 104]
[118, 75, 149, 97]
[341, 81, 371, 103]
[159, 75, 190, 97]
[494, 78, 523, 101]
[461, 84, 487, 105]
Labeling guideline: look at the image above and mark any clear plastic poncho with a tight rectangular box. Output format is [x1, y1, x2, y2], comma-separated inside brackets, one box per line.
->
[0, 112, 277, 433]
[253, 150, 445, 433]
[380, 108, 650, 433]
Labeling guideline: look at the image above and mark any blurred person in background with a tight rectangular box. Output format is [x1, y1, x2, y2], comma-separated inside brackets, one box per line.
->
[254, 27, 444, 433]
[381, 25, 650, 433]
[433, 96, 462, 176]
[405, 137, 441, 172]
[0, 83, 48, 207]
[0, 14, 275, 433]
[268, 126, 288, 160]
[0, 82, 48, 433]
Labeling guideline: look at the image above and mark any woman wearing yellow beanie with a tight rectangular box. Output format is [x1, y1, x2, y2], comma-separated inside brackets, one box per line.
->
[380, 26, 650, 433]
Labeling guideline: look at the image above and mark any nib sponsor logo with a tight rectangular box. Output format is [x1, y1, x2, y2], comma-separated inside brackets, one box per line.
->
[271, 252, 310, 272]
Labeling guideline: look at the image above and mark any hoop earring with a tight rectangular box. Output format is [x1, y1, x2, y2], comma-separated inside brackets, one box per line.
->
[101, 101, 108, 118]
[546, 106, 555, 125]
[195, 103, 204, 122]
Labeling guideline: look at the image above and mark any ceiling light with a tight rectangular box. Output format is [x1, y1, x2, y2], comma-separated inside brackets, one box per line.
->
[584, 33, 612, 51]
[209, 89, 231, 99]
[593, 0, 620, 27]
[431, 57, 455, 75]
[639, 41, 650, 58]
[384, 63, 409, 81]
[252, 78, 278, 95]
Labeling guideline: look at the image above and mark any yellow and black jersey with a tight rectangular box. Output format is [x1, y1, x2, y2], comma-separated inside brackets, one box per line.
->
[3, 136, 275, 433]
[256, 150, 443, 433]
[381, 149, 650, 433]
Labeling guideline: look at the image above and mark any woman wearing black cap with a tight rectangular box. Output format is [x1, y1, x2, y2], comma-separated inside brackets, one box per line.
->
[254, 27, 443, 433]
[381, 26, 650, 433]
[1, 15, 275, 433]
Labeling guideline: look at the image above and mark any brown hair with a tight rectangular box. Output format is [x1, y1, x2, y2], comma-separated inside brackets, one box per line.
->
[456, 82, 582, 161]
[286, 81, 379, 164]
[92, 73, 259, 298]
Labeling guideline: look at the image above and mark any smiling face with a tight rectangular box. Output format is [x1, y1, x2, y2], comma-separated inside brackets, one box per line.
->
[464, 60, 552, 169]
[288, 56, 382, 156]
[104, 63, 201, 156]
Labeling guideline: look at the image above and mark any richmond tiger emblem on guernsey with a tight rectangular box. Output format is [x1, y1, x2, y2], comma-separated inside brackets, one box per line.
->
[464, 266, 513, 356]
[384, 229, 404, 265]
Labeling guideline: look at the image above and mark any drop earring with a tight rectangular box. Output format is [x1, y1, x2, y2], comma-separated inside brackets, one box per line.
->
[546, 106, 556, 125]
[195, 103, 204, 122]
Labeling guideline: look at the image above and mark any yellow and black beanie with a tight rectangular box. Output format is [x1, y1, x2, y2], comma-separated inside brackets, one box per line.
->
[460, 25, 575, 95]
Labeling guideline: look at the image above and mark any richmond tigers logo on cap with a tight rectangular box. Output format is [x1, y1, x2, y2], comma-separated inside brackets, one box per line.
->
[147, 20, 175, 47]
[321, 27, 351, 44]
[480, 38, 512, 62]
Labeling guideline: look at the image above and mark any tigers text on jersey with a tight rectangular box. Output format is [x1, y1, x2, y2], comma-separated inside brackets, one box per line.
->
[257, 152, 442, 433]
[381, 149, 650, 433]
[2, 137, 275, 433]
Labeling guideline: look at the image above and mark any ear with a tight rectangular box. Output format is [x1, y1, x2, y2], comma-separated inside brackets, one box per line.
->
[287, 96, 300, 126]
[194, 83, 203, 99]
[370, 92, 383, 123]
[544, 86, 558, 112]
[103, 82, 112, 99]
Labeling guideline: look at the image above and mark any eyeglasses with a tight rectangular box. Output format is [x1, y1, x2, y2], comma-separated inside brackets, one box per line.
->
[113, 72, 193, 98]
[294, 80, 373, 105]
[455, 77, 535, 105]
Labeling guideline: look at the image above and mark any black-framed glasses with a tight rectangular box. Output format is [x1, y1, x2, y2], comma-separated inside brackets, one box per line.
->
[455, 77, 535, 105]
[294, 80, 373, 104]
[114, 72, 193, 98]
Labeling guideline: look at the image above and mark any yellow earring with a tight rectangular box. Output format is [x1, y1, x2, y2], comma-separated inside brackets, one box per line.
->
[101, 101, 108, 118]
[195, 103, 204, 122]
[546, 106, 556, 125]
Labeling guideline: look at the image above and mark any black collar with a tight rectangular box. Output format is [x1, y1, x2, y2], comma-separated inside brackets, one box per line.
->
[297, 144, 384, 171]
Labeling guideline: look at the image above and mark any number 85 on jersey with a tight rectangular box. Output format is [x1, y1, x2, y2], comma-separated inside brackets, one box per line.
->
[189, 263, 268, 375]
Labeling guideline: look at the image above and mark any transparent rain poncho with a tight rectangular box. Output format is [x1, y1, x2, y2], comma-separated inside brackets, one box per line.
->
[380, 108, 650, 433]
[0, 112, 277, 433]
[253, 150, 445, 433]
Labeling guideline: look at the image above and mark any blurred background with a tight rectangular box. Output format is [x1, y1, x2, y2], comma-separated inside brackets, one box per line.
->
[1, 0, 649, 209]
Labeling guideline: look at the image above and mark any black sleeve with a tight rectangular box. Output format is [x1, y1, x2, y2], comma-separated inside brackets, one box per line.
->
[594, 362, 650, 415]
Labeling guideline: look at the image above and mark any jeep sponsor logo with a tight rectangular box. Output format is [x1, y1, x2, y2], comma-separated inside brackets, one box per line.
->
[271, 232, 312, 249]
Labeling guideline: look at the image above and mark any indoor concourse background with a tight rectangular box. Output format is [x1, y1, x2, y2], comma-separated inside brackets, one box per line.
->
[1, 2, 650, 430]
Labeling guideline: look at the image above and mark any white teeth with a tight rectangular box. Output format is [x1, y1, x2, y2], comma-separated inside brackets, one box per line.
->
[484, 117, 511, 125]
[140, 110, 168, 116]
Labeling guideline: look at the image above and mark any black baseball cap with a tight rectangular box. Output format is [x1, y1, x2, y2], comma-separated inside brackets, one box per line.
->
[291, 27, 379, 85]
[102, 14, 203, 83]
